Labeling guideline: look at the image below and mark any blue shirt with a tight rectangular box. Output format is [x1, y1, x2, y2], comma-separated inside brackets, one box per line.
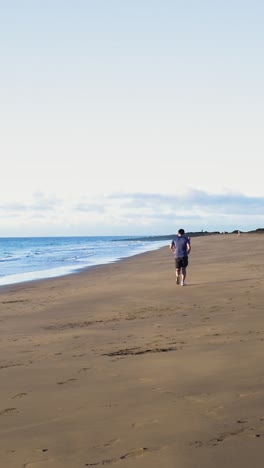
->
[171, 236, 190, 257]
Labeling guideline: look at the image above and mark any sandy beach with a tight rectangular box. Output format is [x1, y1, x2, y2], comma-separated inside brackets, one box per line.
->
[0, 233, 264, 468]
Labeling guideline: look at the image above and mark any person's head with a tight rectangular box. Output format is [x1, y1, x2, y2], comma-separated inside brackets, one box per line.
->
[178, 228, 185, 236]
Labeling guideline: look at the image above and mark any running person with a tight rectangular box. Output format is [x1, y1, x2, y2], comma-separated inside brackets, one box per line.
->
[170, 229, 191, 286]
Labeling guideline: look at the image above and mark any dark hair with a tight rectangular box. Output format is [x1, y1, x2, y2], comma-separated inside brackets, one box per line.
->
[178, 228, 185, 235]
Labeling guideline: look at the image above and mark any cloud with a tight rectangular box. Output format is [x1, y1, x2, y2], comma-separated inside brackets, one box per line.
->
[31, 192, 63, 211]
[73, 202, 105, 213]
[0, 192, 63, 215]
[1, 189, 263, 235]
[63, 189, 264, 235]
[108, 189, 264, 216]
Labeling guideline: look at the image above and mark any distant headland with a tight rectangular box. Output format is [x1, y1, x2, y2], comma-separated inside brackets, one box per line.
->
[117, 228, 264, 242]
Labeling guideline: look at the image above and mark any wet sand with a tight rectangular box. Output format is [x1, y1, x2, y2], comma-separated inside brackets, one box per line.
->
[0, 233, 264, 468]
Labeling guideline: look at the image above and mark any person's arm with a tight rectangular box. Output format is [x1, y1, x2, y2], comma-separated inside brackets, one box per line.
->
[187, 239, 191, 254]
[169, 240, 175, 252]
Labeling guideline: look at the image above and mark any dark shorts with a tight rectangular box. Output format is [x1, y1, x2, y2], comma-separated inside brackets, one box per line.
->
[175, 256, 188, 269]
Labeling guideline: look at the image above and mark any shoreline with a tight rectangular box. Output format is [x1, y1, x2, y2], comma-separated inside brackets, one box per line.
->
[0, 238, 169, 288]
[1, 233, 264, 467]
[0, 244, 168, 293]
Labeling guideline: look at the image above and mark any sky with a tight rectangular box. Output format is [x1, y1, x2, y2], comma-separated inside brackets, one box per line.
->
[1, 0, 264, 236]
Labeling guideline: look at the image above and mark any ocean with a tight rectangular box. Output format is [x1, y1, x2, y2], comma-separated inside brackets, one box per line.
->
[0, 236, 169, 286]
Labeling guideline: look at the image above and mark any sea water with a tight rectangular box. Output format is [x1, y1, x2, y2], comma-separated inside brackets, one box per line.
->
[0, 236, 169, 286]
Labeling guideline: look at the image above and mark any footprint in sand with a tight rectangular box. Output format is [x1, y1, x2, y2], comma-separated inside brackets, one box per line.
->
[0, 363, 23, 370]
[98, 404, 119, 408]
[85, 447, 150, 466]
[93, 439, 120, 449]
[191, 428, 246, 448]
[12, 392, 28, 399]
[0, 407, 19, 415]
[56, 378, 77, 385]
[2, 300, 27, 304]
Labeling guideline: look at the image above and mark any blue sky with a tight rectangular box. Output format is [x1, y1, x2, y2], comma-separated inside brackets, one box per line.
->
[1, 1, 264, 236]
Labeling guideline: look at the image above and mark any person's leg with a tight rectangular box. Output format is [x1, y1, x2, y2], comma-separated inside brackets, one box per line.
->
[176, 268, 181, 284]
[181, 267, 187, 285]
[175, 259, 181, 284]
[180, 257, 189, 285]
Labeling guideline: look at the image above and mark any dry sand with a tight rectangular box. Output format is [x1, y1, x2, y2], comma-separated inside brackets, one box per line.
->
[0, 233, 264, 468]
